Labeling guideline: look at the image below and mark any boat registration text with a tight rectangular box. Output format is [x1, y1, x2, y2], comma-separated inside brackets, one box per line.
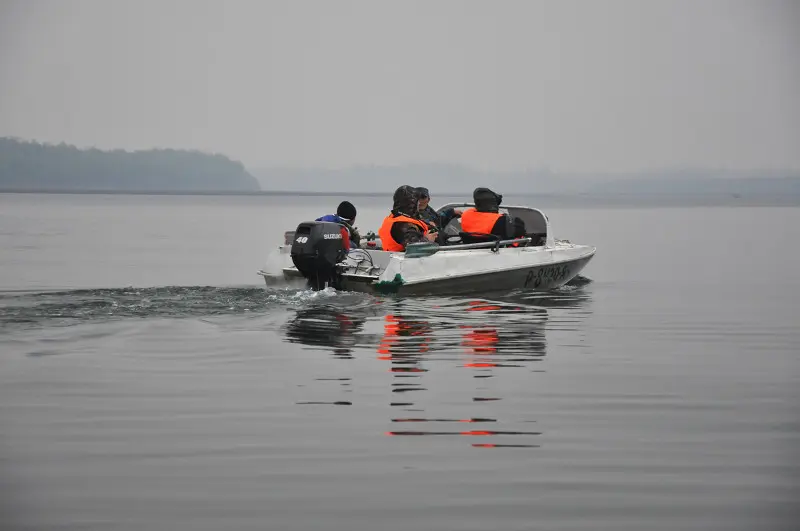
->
[524, 265, 570, 288]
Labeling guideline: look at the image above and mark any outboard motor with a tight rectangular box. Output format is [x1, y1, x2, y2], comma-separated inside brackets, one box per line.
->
[290, 221, 350, 290]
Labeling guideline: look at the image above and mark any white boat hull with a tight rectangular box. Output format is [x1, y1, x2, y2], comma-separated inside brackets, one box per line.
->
[373, 244, 595, 295]
[259, 241, 595, 295]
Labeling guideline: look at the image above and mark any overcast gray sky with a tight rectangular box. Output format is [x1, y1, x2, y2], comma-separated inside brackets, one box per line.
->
[0, 0, 797, 173]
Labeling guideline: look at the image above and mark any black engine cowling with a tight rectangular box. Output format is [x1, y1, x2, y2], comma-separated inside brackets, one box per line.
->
[290, 221, 349, 290]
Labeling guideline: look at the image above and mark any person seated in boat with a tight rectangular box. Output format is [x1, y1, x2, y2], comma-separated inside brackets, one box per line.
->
[378, 185, 437, 252]
[415, 187, 462, 236]
[315, 200, 361, 247]
[460, 187, 526, 240]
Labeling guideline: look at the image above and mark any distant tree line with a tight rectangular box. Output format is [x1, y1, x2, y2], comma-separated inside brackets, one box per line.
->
[0, 137, 260, 192]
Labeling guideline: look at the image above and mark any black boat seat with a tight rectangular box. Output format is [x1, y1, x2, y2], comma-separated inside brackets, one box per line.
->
[525, 232, 547, 246]
[457, 232, 499, 245]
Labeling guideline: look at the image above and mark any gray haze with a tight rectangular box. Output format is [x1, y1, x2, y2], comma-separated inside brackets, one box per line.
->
[1, 0, 798, 174]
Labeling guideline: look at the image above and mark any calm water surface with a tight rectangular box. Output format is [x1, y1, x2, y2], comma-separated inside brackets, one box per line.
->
[1, 193, 798, 531]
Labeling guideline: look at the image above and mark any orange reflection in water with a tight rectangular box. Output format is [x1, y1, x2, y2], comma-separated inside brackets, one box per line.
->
[462, 328, 499, 355]
[376, 313, 433, 400]
[377, 314, 432, 359]
[385, 429, 540, 436]
[461, 300, 501, 367]
[465, 301, 503, 312]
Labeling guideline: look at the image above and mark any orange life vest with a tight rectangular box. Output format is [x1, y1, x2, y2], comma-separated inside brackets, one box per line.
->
[460, 208, 502, 234]
[378, 214, 429, 252]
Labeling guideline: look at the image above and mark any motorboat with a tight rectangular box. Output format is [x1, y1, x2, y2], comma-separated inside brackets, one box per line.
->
[257, 202, 596, 295]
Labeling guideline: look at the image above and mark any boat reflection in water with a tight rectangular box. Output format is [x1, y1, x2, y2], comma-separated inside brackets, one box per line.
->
[377, 298, 551, 448]
[283, 305, 367, 359]
[282, 284, 592, 448]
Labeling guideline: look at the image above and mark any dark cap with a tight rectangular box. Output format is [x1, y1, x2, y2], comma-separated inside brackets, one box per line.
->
[473, 187, 503, 212]
[336, 201, 357, 221]
[414, 187, 430, 199]
[392, 185, 420, 216]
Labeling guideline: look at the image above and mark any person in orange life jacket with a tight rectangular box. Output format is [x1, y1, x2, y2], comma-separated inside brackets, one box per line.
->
[315, 200, 361, 247]
[460, 187, 526, 239]
[378, 185, 437, 251]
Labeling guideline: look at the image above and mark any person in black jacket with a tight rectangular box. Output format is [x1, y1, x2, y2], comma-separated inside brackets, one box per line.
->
[415, 187, 461, 237]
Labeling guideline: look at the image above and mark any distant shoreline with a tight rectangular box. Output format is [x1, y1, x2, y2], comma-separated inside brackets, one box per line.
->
[2, 188, 799, 207]
[0, 188, 393, 197]
[0, 137, 260, 192]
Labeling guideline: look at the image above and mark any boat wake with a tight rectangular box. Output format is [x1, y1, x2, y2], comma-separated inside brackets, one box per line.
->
[0, 275, 592, 329]
[0, 285, 348, 328]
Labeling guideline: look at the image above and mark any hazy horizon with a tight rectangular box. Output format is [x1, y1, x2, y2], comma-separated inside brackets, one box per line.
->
[2, 0, 799, 177]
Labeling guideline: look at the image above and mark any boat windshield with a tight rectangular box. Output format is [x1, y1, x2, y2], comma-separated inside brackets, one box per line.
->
[436, 204, 548, 240]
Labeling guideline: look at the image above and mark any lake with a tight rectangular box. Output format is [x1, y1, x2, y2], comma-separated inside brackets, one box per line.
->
[1, 192, 798, 531]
